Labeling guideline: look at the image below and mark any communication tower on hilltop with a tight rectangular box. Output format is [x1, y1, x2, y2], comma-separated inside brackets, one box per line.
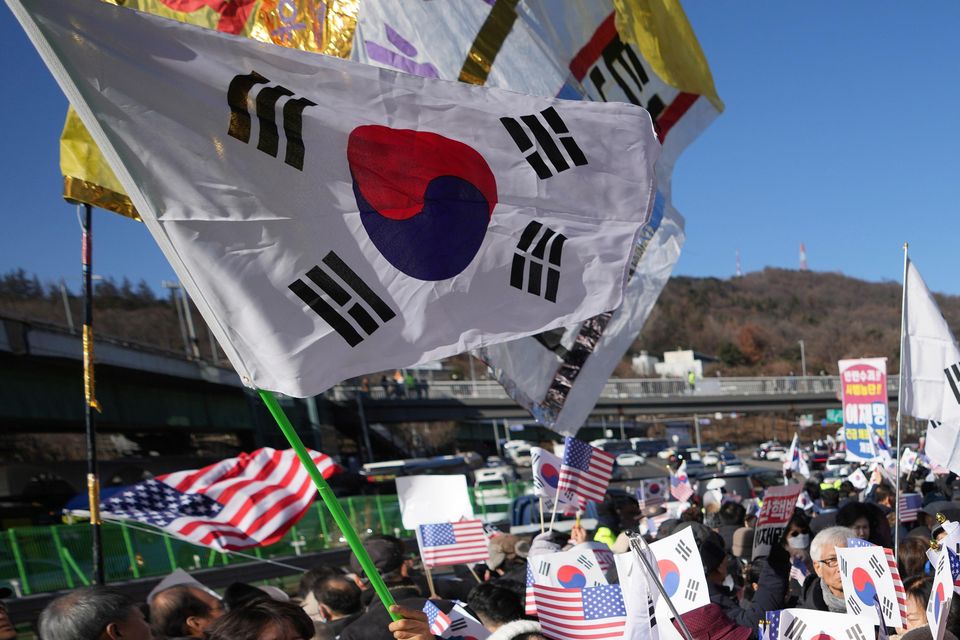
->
[799, 243, 808, 271]
[735, 250, 743, 277]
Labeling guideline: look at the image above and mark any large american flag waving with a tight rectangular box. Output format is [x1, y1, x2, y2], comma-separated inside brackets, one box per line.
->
[101, 448, 338, 551]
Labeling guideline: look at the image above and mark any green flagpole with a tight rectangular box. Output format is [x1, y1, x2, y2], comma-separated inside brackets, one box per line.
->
[258, 390, 400, 621]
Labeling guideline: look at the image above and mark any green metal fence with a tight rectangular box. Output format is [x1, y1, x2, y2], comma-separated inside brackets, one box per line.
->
[0, 481, 532, 596]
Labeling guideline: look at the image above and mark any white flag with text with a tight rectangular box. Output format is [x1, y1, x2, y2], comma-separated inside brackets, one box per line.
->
[9, 0, 660, 397]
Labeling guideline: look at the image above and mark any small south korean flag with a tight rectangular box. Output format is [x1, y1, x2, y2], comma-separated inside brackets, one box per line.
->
[837, 545, 905, 628]
[648, 527, 709, 618]
[929, 549, 957, 640]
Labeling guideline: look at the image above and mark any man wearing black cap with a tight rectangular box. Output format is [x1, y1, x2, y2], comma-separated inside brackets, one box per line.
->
[0, 588, 15, 640]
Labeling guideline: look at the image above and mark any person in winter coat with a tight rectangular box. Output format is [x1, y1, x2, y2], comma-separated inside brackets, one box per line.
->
[798, 526, 855, 612]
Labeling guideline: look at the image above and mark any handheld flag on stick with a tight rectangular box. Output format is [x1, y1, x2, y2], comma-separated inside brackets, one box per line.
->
[99, 447, 337, 551]
[929, 548, 956, 640]
[556, 437, 616, 509]
[416, 520, 489, 568]
[837, 544, 906, 627]
[784, 433, 809, 477]
[669, 461, 693, 502]
[532, 584, 627, 640]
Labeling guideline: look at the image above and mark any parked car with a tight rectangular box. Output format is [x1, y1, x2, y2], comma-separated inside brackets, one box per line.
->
[695, 469, 784, 502]
[763, 446, 788, 462]
[616, 452, 647, 467]
[701, 450, 720, 466]
[717, 451, 745, 473]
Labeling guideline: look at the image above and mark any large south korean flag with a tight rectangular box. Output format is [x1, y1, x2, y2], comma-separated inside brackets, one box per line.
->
[9, 0, 660, 397]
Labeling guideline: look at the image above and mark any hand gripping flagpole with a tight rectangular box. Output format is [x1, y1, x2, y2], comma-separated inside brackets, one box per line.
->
[259, 390, 401, 621]
[626, 531, 695, 640]
[895, 242, 909, 556]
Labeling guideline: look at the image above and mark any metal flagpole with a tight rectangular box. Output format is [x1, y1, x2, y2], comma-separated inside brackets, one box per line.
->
[80, 203, 105, 585]
[626, 532, 695, 640]
[895, 242, 909, 556]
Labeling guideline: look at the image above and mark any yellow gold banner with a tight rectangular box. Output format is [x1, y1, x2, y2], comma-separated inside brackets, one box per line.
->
[458, 0, 520, 86]
[60, 0, 359, 216]
[83, 324, 102, 412]
[613, 0, 724, 112]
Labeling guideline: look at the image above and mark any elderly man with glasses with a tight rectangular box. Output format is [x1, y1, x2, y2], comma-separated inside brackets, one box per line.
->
[799, 526, 855, 612]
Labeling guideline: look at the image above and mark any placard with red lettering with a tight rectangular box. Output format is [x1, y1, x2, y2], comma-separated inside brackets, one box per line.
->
[752, 484, 803, 560]
[839, 358, 889, 461]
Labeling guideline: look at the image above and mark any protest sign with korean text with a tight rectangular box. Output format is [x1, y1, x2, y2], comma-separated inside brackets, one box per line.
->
[840, 358, 889, 461]
[753, 484, 803, 560]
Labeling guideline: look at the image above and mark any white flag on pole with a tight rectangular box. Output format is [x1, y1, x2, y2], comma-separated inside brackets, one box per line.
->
[9, 0, 660, 397]
[784, 433, 809, 477]
[902, 259, 960, 423]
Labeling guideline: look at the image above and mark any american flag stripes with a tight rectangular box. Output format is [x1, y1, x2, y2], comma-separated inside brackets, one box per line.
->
[670, 460, 694, 502]
[556, 437, 615, 507]
[533, 584, 627, 640]
[417, 520, 489, 567]
[101, 448, 337, 551]
[423, 600, 451, 635]
[885, 547, 908, 624]
[899, 493, 922, 522]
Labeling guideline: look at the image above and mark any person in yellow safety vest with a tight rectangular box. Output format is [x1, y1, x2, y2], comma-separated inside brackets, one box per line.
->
[687, 370, 696, 392]
[592, 492, 643, 549]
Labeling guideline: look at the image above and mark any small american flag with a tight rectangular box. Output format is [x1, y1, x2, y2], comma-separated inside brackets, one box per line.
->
[525, 563, 537, 615]
[417, 520, 489, 567]
[789, 557, 809, 584]
[423, 600, 451, 635]
[101, 448, 337, 551]
[533, 584, 626, 640]
[557, 437, 615, 507]
[670, 460, 694, 502]
[899, 493, 922, 522]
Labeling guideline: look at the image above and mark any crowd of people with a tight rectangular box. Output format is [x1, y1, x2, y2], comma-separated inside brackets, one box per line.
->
[6, 466, 960, 640]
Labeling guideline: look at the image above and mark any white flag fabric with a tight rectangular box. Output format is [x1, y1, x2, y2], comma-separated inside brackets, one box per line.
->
[774, 609, 873, 640]
[836, 545, 906, 627]
[902, 259, 960, 423]
[614, 550, 660, 640]
[928, 548, 956, 640]
[350, 1, 717, 435]
[783, 433, 810, 477]
[10, 0, 660, 397]
[648, 527, 709, 617]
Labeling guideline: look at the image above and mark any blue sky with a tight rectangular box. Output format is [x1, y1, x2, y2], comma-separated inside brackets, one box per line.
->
[1, 3, 959, 295]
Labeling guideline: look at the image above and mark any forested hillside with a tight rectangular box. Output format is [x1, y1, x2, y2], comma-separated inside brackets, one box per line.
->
[4, 267, 959, 377]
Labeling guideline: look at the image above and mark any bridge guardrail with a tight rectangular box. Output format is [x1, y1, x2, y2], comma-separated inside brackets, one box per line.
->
[326, 375, 899, 402]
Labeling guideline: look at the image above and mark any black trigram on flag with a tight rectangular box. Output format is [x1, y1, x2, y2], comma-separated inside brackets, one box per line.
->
[783, 617, 807, 640]
[840, 557, 848, 576]
[288, 251, 396, 347]
[945, 362, 960, 405]
[511, 221, 566, 302]
[449, 618, 468, 633]
[675, 539, 693, 562]
[647, 595, 657, 627]
[869, 555, 886, 578]
[538, 561, 552, 576]
[847, 596, 862, 616]
[846, 624, 868, 640]
[881, 596, 895, 622]
[227, 70, 316, 170]
[576, 554, 595, 570]
[683, 579, 699, 602]
[500, 107, 588, 179]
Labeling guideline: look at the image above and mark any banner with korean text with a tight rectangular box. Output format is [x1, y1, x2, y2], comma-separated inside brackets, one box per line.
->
[752, 484, 802, 560]
[839, 358, 889, 461]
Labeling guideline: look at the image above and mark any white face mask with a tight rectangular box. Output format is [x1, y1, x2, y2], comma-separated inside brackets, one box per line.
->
[788, 534, 810, 550]
[722, 574, 735, 590]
